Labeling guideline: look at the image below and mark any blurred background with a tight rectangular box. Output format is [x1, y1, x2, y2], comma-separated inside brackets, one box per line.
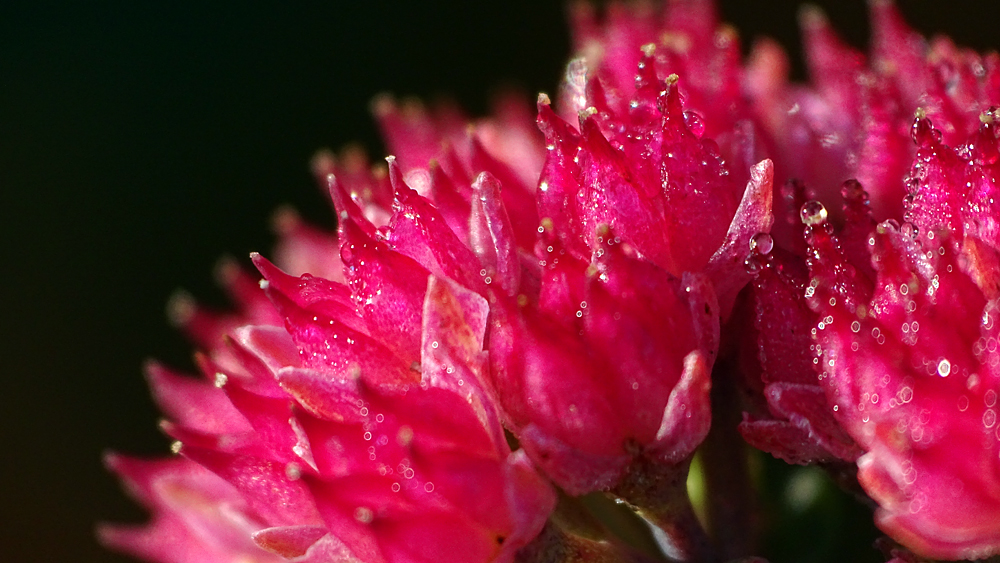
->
[2, 1, 997, 561]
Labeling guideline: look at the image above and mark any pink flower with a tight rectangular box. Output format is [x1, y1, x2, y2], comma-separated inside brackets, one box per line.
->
[102, 203, 555, 562]
[106, 0, 1000, 561]
[736, 2, 1000, 557]
[796, 116, 1000, 560]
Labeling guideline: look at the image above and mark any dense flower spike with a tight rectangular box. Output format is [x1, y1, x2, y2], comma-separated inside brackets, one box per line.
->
[799, 118, 1000, 559]
[103, 201, 556, 561]
[107, 0, 1000, 562]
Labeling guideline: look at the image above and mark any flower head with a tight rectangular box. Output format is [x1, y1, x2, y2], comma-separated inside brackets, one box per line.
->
[736, 3, 1000, 557]
[102, 209, 555, 562]
[106, 0, 1000, 561]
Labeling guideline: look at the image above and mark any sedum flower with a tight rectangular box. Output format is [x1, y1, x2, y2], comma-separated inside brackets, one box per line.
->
[795, 115, 1000, 560]
[106, 0, 1000, 561]
[741, 4, 1000, 558]
[102, 201, 556, 562]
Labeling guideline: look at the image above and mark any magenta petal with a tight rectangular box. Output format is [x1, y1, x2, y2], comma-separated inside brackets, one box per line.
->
[427, 162, 472, 244]
[277, 367, 366, 424]
[100, 454, 280, 563]
[751, 250, 816, 387]
[253, 253, 366, 336]
[657, 79, 742, 274]
[419, 276, 503, 448]
[469, 172, 521, 296]
[518, 423, 629, 496]
[764, 382, 861, 462]
[535, 100, 590, 259]
[252, 525, 328, 558]
[648, 350, 712, 464]
[221, 383, 314, 468]
[495, 450, 558, 563]
[468, 138, 539, 249]
[287, 533, 367, 563]
[223, 325, 302, 398]
[738, 416, 838, 465]
[261, 277, 416, 387]
[338, 219, 430, 365]
[181, 445, 322, 528]
[373, 95, 454, 174]
[269, 207, 344, 282]
[145, 361, 252, 436]
[574, 114, 672, 269]
[385, 158, 487, 294]
[584, 243, 707, 443]
[705, 158, 774, 319]
[377, 512, 499, 563]
[853, 81, 911, 222]
[486, 299, 623, 456]
[870, 0, 928, 107]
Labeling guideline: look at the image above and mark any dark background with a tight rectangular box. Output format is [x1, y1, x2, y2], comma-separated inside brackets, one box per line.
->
[2, 1, 996, 561]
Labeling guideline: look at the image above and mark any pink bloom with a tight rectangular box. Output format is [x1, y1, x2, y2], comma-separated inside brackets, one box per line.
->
[106, 0, 1000, 560]
[738, 2, 1000, 557]
[103, 204, 555, 562]
[794, 115, 1000, 560]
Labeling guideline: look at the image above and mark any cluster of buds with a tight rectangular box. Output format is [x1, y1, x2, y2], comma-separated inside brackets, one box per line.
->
[104, 1, 1000, 561]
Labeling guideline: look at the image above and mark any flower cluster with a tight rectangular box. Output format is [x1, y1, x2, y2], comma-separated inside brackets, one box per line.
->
[104, 1, 1000, 562]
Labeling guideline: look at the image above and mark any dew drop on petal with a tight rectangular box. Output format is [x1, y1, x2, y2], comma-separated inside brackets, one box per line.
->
[749, 232, 773, 254]
[800, 201, 828, 225]
[938, 359, 952, 377]
[354, 506, 374, 523]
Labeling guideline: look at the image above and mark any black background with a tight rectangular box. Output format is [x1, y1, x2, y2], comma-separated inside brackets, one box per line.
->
[2, 1, 996, 561]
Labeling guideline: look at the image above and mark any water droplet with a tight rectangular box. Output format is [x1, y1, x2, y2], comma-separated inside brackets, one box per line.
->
[911, 113, 939, 145]
[987, 390, 998, 408]
[424, 482, 435, 493]
[397, 426, 414, 447]
[683, 110, 705, 138]
[840, 179, 866, 202]
[938, 359, 952, 377]
[899, 386, 913, 403]
[391, 482, 400, 492]
[958, 395, 970, 411]
[984, 409, 997, 428]
[800, 201, 828, 226]
[354, 506, 374, 523]
[750, 232, 773, 254]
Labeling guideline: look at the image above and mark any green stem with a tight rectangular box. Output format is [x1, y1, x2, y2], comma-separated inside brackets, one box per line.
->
[611, 456, 717, 563]
[515, 519, 659, 563]
[699, 356, 757, 559]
